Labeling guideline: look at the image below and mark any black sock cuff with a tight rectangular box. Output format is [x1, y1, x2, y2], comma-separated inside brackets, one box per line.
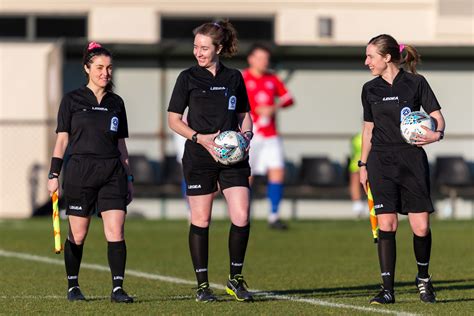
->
[379, 230, 396, 240]
[190, 224, 209, 236]
[108, 240, 126, 250]
[66, 239, 84, 250]
[413, 230, 431, 240]
[230, 223, 250, 234]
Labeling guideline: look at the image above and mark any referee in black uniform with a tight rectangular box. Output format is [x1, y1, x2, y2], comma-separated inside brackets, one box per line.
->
[168, 20, 254, 302]
[359, 34, 446, 304]
[47, 42, 134, 303]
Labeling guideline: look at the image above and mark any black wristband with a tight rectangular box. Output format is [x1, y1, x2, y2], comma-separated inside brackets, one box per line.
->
[49, 157, 63, 175]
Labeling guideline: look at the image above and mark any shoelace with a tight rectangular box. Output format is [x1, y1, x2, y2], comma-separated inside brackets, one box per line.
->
[233, 275, 249, 290]
[417, 283, 427, 294]
[197, 282, 212, 293]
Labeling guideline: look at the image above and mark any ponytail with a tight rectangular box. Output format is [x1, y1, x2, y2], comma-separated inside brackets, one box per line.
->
[193, 19, 239, 58]
[401, 44, 421, 74]
[368, 34, 422, 74]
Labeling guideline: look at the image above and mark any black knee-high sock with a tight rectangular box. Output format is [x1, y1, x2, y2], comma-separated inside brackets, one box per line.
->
[377, 230, 396, 292]
[108, 240, 127, 290]
[413, 230, 431, 279]
[229, 223, 250, 279]
[64, 239, 84, 289]
[189, 224, 209, 286]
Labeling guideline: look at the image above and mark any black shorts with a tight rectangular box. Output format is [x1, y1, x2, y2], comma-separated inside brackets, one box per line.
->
[63, 156, 128, 217]
[182, 141, 250, 196]
[367, 146, 434, 215]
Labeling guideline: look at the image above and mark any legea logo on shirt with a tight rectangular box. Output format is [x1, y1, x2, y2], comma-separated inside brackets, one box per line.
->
[110, 116, 119, 132]
[228, 96, 236, 110]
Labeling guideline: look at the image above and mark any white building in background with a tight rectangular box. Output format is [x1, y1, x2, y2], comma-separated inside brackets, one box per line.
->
[0, 0, 473, 218]
[0, 0, 472, 44]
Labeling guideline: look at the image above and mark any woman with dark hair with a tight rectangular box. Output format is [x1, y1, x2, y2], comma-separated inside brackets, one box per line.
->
[359, 34, 446, 304]
[168, 20, 254, 302]
[47, 42, 134, 303]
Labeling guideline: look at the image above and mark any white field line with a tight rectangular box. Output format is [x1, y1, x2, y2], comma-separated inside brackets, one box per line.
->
[0, 249, 416, 315]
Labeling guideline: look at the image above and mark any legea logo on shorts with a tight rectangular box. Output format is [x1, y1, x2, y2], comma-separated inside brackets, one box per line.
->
[228, 95, 236, 110]
[188, 184, 202, 189]
[69, 205, 83, 210]
[110, 116, 119, 132]
[374, 204, 384, 209]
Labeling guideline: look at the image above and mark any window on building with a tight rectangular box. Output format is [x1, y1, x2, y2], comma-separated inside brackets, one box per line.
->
[318, 17, 333, 38]
[161, 17, 274, 41]
[0, 16, 27, 38]
[36, 16, 87, 38]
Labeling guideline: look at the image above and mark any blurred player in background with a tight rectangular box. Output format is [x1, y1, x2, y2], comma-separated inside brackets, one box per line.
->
[243, 44, 294, 230]
[360, 34, 445, 305]
[348, 132, 366, 217]
[47, 42, 134, 303]
[168, 20, 254, 303]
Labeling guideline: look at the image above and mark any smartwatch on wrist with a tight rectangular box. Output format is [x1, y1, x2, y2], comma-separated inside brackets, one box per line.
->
[436, 130, 444, 141]
[243, 130, 254, 140]
[357, 160, 367, 168]
[127, 175, 134, 183]
[48, 172, 59, 179]
[191, 132, 199, 143]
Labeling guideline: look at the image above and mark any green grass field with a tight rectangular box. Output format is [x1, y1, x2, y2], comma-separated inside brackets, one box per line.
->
[0, 218, 473, 315]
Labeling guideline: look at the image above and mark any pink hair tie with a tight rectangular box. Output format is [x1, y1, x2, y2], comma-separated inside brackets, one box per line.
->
[399, 44, 406, 53]
[88, 41, 102, 51]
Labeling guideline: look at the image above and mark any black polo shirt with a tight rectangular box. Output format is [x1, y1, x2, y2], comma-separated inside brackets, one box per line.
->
[362, 69, 441, 149]
[167, 63, 250, 134]
[56, 86, 128, 158]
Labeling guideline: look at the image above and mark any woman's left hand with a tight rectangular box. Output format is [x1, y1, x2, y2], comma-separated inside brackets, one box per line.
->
[411, 126, 442, 147]
[127, 182, 134, 205]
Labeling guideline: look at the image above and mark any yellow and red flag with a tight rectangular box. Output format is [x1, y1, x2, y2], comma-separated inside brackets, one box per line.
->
[367, 183, 378, 243]
[52, 191, 62, 254]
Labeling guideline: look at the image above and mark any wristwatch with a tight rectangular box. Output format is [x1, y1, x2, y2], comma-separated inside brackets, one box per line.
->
[48, 172, 59, 179]
[243, 131, 254, 140]
[357, 160, 367, 168]
[191, 132, 199, 143]
[127, 175, 134, 183]
[436, 130, 444, 141]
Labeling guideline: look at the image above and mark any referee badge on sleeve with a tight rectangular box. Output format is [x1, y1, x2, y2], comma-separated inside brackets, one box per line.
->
[228, 96, 236, 110]
[110, 116, 119, 132]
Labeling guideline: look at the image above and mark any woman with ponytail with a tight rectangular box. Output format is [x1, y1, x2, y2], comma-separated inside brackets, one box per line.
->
[47, 42, 134, 303]
[168, 20, 254, 302]
[359, 34, 446, 304]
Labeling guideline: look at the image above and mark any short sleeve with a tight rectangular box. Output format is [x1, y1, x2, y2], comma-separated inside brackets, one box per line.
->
[274, 76, 294, 107]
[418, 76, 441, 114]
[236, 72, 250, 113]
[56, 95, 72, 133]
[117, 99, 129, 139]
[361, 85, 373, 122]
[168, 71, 189, 114]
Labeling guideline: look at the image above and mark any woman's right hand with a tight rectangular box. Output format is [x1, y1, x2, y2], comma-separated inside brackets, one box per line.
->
[197, 131, 221, 161]
[359, 167, 368, 194]
[48, 178, 59, 197]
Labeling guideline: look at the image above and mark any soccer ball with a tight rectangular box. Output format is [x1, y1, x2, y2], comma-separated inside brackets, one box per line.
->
[400, 111, 435, 145]
[213, 131, 248, 165]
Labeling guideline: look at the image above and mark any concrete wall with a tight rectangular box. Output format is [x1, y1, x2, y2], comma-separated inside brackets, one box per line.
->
[0, 43, 62, 218]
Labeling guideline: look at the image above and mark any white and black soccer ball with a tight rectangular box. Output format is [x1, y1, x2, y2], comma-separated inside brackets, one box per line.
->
[400, 111, 435, 145]
[213, 130, 248, 165]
